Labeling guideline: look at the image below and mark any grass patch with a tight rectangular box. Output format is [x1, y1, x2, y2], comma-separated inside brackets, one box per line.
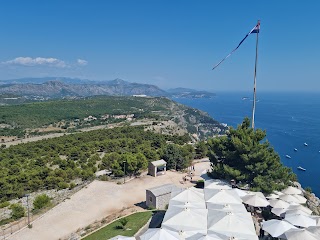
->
[83, 211, 153, 240]
[0, 218, 14, 226]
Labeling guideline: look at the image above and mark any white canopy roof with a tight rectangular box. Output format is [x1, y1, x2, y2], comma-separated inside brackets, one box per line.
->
[271, 207, 287, 217]
[204, 179, 232, 190]
[241, 194, 269, 207]
[307, 226, 320, 237]
[207, 231, 259, 240]
[292, 194, 307, 204]
[233, 188, 249, 197]
[269, 199, 290, 209]
[273, 190, 284, 196]
[162, 206, 208, 237]
[266, 193, 280, 199]
[186, 232, 223, 240]
[285, 212, 317, 228]
[282, 186, 302, 195]
[171, 187, 205, 203]
[245, 191, 265, 198]
[287, 204, 312, 215]
[207, 210, 256, 238]
[204, 189, 243, 204]
[110, 236, 135, 240]
[311, 215, 320, 226]
[279, 194, 301, 204]
[169, 199, 206, 209]
[139, 228, 180, 240]
[261, 219, 297, 238]
[279, 228, 319, 240]
[285, 209, 311, 216]
[206, 203, 247, 213]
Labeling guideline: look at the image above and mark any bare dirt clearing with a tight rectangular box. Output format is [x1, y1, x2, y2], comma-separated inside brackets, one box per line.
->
[9, 162, 210, 240]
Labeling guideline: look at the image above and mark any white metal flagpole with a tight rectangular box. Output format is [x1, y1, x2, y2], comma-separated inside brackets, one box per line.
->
[252, 20, 260, 129]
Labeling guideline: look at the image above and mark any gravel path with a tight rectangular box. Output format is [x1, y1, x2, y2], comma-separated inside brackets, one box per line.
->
[3, 125, 109, 148]
[9, 162, 211, 240]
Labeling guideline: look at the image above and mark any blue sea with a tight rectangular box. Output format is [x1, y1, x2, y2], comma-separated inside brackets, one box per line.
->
[175, 92, 320, 196]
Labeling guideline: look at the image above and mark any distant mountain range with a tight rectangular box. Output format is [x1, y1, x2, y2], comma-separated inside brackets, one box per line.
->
[0, 77, 215, 99]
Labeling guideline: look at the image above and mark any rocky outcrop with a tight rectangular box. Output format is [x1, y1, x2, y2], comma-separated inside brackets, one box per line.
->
[294, 181, 320, 215]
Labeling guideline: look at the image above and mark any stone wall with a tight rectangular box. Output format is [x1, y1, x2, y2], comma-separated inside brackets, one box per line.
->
[156, 193, 171, 210]
[146, 191, 171, 210]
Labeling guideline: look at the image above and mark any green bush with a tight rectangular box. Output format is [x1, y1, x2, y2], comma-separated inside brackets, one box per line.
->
[10, 203, 25, 220]
[0, 201, 10, 209]
[58, 182, 69, 189]
[305, 186, 312, 193]
[0, 218, 14, 226]
[69, 182, 76, 190]
[33, 194, 51, 210]
[119, 217, 128, 230]
[99, 175, 109, 181]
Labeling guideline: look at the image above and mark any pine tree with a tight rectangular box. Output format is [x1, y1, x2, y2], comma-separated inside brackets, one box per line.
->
[207, 117, 296, 194]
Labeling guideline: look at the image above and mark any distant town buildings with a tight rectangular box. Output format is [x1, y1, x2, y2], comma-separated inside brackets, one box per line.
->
[84, 114, 135, 121]
[84, 115, 97, 121]
[132, 94, 148, 97]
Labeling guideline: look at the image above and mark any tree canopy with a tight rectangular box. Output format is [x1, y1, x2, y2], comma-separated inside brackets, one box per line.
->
[207, 117, 296, 194]
[0, 126, 191, 202]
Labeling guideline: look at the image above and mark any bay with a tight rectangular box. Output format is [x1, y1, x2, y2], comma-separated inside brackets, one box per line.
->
[175, 92, 320, 196]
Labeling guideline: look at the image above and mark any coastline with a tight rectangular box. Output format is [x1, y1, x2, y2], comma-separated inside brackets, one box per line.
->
[174, 93, 320, 197]
[295, 181, 320, 215]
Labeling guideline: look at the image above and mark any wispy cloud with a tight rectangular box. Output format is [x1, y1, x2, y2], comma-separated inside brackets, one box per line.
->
[2, 57, 89, 68]
[3, 57, 67, 68]
[77, 59, 88, 66]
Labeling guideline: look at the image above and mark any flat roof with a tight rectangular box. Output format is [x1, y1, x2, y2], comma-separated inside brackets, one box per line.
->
[150, 159, 166, 167]
[147, 184, 179, 197]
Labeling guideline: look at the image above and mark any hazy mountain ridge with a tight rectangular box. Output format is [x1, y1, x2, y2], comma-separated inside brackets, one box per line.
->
[0, 77, 215, 98]
[168, 87, 216, 98]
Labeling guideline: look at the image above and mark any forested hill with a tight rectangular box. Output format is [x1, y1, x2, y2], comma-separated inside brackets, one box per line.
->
[0, 96, 226, 140]
[0, 126, 194, 202]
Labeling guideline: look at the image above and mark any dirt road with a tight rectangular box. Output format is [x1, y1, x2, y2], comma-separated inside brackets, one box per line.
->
[9, 162, 211, 240]
[3, 125, 110, 148]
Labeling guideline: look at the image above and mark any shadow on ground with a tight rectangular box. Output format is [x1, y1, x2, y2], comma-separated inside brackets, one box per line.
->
[134, 201, 147, 209]
[148, 211, 165, 228]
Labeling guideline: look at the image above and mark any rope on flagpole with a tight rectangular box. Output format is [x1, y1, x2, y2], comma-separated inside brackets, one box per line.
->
[251, 20, 260, 129]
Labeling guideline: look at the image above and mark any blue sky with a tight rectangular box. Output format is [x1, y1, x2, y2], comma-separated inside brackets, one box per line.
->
[0, 1, 319, 91]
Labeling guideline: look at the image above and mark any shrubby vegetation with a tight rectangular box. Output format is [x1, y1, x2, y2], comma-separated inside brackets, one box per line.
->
[0, 96, 175, 132]
[0, 96, 224, 139]
[195, 141, 208, 159]
[33, 194, 51, 210]
[207, 117, 296, 194]
[0, 201, 10, 208]
[0, 126, 191, 202]
[162, 144, 195, 170]
[10, 203, 25, 220]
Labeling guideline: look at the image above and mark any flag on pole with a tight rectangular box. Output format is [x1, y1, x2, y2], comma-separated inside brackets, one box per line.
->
[212, 21, 260, 70]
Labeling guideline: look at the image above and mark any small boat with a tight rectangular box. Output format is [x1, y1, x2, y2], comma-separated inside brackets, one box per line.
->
[294, 148, 298, 151]
[297, 166, 306, 171]
[285, 155, 291, 159]
[304, 143, 308, 146]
